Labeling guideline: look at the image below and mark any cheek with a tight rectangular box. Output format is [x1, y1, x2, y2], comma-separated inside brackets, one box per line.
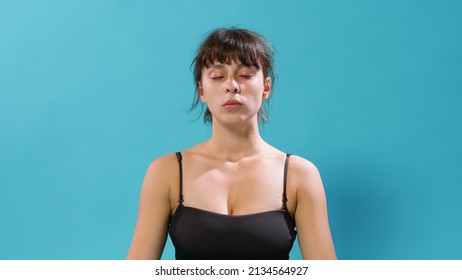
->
[199, 80, 214, 101]
[247, 93, 264, 110]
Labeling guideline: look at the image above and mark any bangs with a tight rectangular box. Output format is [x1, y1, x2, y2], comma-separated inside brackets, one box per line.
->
[201, 40, 262, 70]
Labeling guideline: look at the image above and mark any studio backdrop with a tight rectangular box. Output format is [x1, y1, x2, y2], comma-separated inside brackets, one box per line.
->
[0, 0, 461, 259]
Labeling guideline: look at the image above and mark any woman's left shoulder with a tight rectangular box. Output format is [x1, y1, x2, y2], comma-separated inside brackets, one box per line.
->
[287, 154, 321, 179]
[286, 154, 325, 196]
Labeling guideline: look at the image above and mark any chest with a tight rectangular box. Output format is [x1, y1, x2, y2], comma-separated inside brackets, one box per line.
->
[177, 156, 288, 215]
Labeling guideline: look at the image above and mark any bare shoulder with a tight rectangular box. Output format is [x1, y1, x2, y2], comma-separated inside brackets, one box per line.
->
[288, 155, 322, 183]
[147, 153, 179, 176]
[142, 153, 179, 195]
[287, 155, 325, 200]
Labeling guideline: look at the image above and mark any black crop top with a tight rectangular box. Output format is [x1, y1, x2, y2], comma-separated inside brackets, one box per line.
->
[168, 152, 297, 260]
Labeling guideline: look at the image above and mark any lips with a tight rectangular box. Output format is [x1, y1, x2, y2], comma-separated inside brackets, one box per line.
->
[223, 99, 242, 110]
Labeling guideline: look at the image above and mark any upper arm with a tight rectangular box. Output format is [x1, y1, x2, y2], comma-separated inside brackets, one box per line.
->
[291, 156, 337, 260]
[126, 155, 176, 259]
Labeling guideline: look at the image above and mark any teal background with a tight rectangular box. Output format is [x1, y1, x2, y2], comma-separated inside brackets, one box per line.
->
[1, 0, 461, 259]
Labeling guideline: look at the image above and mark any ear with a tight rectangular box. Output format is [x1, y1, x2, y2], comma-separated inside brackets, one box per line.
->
[198, 81, 206, 102]
[262, 77, 271, 100]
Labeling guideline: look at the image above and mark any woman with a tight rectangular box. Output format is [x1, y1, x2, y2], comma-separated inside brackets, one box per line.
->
[127, 27, 336, 260]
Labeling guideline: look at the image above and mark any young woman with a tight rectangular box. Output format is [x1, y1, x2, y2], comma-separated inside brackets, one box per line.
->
[127, 27, 336, 260]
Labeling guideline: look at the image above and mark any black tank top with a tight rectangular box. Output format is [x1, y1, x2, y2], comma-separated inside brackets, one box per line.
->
[168, 152, 297, 260]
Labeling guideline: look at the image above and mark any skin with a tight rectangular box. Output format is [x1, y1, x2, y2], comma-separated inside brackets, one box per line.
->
[127, 61, 337, 260]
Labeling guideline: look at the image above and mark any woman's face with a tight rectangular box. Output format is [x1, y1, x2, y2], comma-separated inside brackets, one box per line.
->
[199, 60, 271, 125]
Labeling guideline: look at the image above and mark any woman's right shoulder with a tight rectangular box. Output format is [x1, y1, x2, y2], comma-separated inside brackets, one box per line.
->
[146, 152, 181, 177]
[142, 153, 181, 192]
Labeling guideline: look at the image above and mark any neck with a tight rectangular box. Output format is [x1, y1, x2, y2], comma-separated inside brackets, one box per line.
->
[205, 119, 267, 162]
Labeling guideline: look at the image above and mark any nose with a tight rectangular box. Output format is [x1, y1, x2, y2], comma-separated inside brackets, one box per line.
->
[225, 77, 240, 94]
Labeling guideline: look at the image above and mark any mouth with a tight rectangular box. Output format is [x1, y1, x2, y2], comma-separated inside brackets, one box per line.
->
[223, 100, 242, 110]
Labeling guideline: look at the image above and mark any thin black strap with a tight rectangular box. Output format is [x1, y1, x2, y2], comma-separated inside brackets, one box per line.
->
[175, 152, 184, 204]
[282, 153, 291, 211]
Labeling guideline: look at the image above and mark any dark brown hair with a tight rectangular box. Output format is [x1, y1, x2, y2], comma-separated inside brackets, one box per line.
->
[190, 27, 276, 124]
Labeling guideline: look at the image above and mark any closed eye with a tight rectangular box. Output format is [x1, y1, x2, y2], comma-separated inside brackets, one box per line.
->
[211, 76, 224, 80]
[239, 75, 252, 79]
